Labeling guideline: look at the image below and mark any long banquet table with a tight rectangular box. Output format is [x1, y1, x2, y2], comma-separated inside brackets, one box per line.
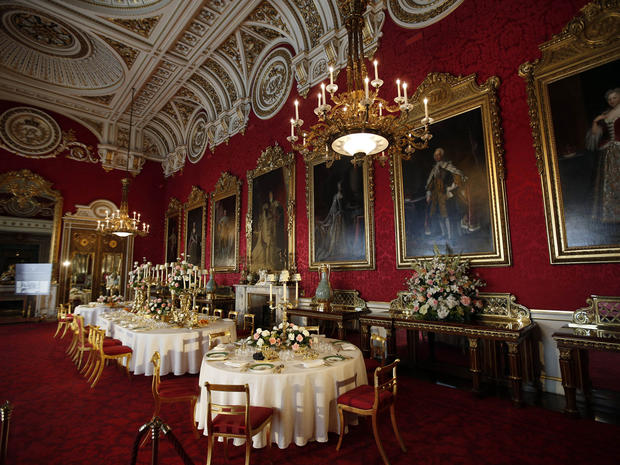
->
[97, 312, 236, 376]
[74, 303, 122, 326]
[195, 340, 367, 449]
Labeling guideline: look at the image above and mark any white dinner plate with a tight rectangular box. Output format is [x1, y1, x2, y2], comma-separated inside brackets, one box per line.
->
[249, 363, 274, 372]
[205, 351, 228, 360]
[323, 355, 346, 362]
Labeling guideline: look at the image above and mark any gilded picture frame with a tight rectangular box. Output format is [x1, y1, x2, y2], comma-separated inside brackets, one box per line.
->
[184, 186, 207, 267]
[519, 0, 620, 264]
[305, 157, 375, 270]
[246, 144, 296, 273]
[164, 197, 182, 263]
[210, 172, 241, 272]
[391, 72, 511, 267]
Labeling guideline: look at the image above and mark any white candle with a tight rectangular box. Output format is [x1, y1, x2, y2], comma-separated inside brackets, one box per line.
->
[373, 60, 378, 81]
[290, 119, 295, 138]
[424, 97, 429, 119]
[364, 77, 369, 100]
[403, 82, 408, 102]
[321, 83, 326, 106]
[269, 283, 273, 302]
[329, 66, 334, 85]
[396, 79, 401, 99]
[283, 281, 287, 302]
[295, 281, 298, 301]
[379, 102, 383, 116]
[294, 100, 299, 121]
[318, 92, 322, 108]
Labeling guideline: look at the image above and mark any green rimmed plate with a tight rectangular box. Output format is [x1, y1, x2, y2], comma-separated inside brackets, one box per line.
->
[205, 351, 229, 360]
[249, 363, 275, 372]
[323, 355, 346, 362]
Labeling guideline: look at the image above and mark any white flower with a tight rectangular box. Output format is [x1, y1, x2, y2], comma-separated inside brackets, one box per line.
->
[445, 295, 458, 309]
[292, 325, 299, 331]
[257, 339, 264, 347]
[288, 333, 295, 340]
[261, 330, 270, 337]
[420, 304, 429, 315]
[256, 328, 262, 334]
[437, 306, 450, 319]
[302, 330, 309, 337]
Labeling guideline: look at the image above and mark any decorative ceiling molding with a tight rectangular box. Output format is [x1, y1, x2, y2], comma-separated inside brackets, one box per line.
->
[387, 0, 464, 29]
[0, 0, 464, 173]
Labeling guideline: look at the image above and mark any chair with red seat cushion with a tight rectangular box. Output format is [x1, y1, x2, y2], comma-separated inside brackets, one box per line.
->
[205, 382, 273, 465]
[236, 313, 255, 339]
[88, 327, 132, 388]
[53, 304, 74, 338]
[80, 326, 122, 379]
[144, 351, 199, 443]
[336, 359, 406, 465]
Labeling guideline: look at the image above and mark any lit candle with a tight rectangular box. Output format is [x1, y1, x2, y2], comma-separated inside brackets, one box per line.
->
[133, 211, 136, 220]
[396, 79, 401, 99]
[269, 283, 273, 303]
[321, 83, 326, 106]
[290, 119, 295, 138]
[329, 66, 334, 85]
[318, 92, 322, 108]
[295, 281, 298, 301]
[373, 60, 378, 81]
[424, 97, 429, 119]
[379, 102, 383, 116]
[294, 100, 299, 121]
[403, 82, 408, 102]
[283, 281, 287, 302]
[364, 77, 369, 100]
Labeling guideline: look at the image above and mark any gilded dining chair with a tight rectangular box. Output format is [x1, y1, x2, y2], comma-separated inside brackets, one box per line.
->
[89, 327, 133, 388]
[336, 359, 406, 465]
[53, 304, 73, 338]
[208, 330, 232, 350]
[204, 382, 273, 465]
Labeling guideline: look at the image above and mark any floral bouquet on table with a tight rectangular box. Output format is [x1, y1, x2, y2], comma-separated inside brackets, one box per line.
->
[404, 247, 485, 323]
[248, 322, 311, 351]
[167, 259, 193, 292]
[147, 297, 172, 319]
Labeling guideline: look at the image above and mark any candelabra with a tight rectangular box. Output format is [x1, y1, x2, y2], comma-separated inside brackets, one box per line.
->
[268, 271, 302, 325]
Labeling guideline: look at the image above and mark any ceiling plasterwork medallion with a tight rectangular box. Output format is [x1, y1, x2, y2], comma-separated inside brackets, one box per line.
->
[0, 107, 61, 156]
[252, 48, 293, 120]
[387, 0, 464, 29]
[187, 112, 208, 164]
[0, 6, 123, 90]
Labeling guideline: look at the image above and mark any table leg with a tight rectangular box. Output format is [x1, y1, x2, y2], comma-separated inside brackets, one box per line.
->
[360, 323, 370, 357]
[406, 330, 418, 363]
[558, 347, 579, 416]
[386, 327, 397, 360]
[506, 342, 523, 407]
[468, 337, 482, 396]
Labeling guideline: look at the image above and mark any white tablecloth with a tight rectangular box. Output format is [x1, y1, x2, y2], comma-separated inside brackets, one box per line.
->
[195, 342, 367, 449]
[74, 304, 119, 326]
[97, 314, 237, 376]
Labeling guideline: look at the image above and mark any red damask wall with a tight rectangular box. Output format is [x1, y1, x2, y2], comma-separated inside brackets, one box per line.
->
[164, 0, 619, 311]
[2, 0, 618, 310]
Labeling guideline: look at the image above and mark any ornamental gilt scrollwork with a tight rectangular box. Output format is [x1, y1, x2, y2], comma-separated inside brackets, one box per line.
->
[387, 0, 464, 28]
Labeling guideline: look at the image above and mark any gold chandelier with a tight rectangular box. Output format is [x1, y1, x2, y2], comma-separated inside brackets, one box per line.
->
[287, 0, 433, 166]
[97, 89, 149, 238]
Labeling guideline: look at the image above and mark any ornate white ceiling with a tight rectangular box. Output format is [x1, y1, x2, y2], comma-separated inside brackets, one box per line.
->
[0, 0, 462, 176]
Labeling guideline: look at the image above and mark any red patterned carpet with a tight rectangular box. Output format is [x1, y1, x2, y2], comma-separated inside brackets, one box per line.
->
[1, 322, 618, 465]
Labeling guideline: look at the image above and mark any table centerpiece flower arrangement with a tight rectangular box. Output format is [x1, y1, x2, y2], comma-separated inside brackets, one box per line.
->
[167, 258, 195, 292]
[248, 322, 311, 351]
[404, 247, 485, 323]
[128, 262, 148, 292]
[147, 297, 172, 320]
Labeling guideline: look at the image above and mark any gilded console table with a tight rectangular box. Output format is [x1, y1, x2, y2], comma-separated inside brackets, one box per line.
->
[552, 296, 620, 416]
[360, 292, 538, 406]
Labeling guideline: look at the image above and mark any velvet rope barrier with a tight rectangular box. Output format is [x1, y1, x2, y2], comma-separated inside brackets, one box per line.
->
[129, 417, 195, 465]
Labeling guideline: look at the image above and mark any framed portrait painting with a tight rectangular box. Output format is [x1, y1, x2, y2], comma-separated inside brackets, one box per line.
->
[306, 157, 375, 269]
[246, 144, 295, 273]
[391, 72, 511, 267]
[184, 186, 206, 267]
[164, 197, 182, 263]
[520, 0, 620, 263]
[210, 172, 241, 272]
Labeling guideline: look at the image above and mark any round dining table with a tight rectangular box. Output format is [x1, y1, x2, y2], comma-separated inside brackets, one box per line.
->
[195, 341, 367, 449]
[97, 313, 237, 376]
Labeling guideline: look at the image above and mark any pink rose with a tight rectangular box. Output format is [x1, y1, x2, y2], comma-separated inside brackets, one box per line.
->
[428, 279, 434, 285]
[296, 334, 304, 342]
[292, 343, 300, 351]
[269, 337, 276, 345]
[253, 333, 259, 340]
[460, 296, 471, 306]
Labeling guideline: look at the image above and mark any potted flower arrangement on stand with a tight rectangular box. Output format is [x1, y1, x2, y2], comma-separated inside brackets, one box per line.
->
[404, 247, 485, 323]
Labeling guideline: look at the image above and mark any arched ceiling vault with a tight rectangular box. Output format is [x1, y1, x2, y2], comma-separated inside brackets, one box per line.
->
[0, 0, 463, 177]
